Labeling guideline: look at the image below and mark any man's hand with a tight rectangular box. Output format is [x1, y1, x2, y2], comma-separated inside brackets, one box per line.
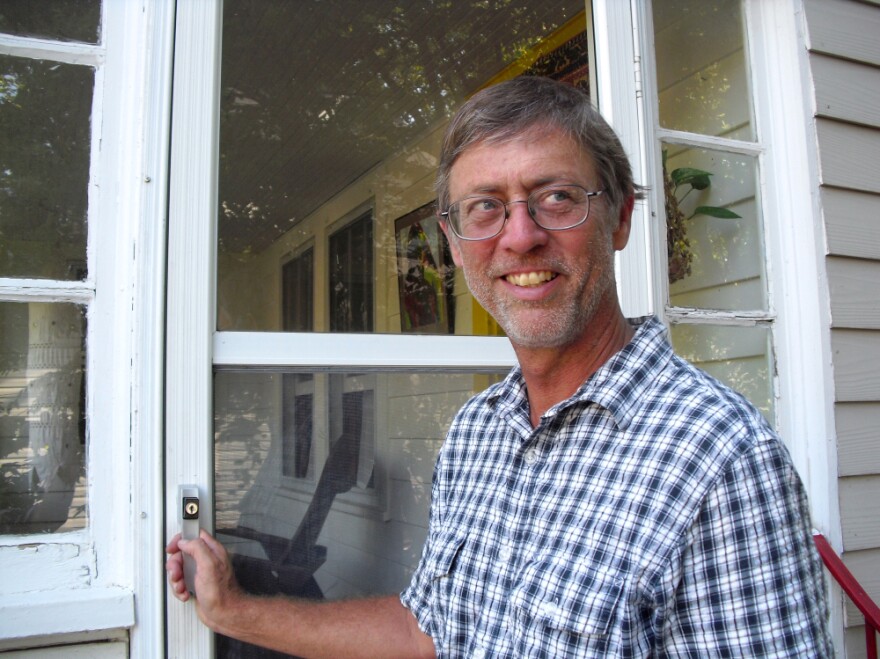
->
[165, 529, 247, 634]
[165, 530, 436, 658]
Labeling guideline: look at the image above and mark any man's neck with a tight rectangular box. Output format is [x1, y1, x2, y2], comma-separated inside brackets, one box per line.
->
[513, 308, 634, 428]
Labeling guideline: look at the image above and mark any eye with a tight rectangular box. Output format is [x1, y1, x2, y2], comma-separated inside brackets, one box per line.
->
[536, 187, 574, 209]
[463, 197, 503, 217]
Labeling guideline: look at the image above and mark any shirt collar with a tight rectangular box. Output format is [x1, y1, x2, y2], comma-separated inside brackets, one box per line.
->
[488, 316, 673, 430]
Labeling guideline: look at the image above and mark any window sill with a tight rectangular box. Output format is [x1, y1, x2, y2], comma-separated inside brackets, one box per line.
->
[0, 587, 134, 641]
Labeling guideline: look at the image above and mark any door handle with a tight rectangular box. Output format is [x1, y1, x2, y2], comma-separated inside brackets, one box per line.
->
[178, 484, 200, 594]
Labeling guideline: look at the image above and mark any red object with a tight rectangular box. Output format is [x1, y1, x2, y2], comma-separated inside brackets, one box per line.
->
[813, 532, 880, 659]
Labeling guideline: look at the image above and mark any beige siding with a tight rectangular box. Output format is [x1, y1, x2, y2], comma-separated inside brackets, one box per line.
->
[822, 188, 880, 261]
[812, 54, 880, 128]
[827, 257, 880, 329]
[816, 120, 880, 194]
[831, 330, 880, 401]
[839, 476, 880, 551]
[836, 402, 880, 476]
[804, 1, 880, 654]
[805, 0, 880, 66]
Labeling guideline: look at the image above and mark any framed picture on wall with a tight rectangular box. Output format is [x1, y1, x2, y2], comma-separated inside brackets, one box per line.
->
[395, 202, 456, 334]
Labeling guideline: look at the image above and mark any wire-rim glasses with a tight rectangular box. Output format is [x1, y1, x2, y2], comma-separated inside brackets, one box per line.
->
[440, 184, 605, 241]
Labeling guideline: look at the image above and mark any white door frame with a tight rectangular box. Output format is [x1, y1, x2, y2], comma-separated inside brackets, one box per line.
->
[164, 0, 222, 655]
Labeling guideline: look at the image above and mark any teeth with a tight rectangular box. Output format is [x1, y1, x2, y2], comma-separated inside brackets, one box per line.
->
[506, 271, 555, 287]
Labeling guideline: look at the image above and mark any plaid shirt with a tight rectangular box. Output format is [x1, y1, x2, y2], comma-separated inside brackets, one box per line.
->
[401, 316, 832, 658]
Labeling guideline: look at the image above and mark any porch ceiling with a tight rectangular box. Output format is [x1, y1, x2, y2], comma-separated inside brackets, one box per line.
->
[218, 1, 583, 254]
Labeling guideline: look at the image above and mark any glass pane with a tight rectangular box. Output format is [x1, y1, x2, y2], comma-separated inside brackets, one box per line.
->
[0, 55, 92, 280]
[664, 144, 766, 311]
[669, 322, 774, 422]
[214, 368, 505, 657]
[652, 0, 754, 140]
[0, 301, 87, 534]
[216, 2, 589, 334]
[329, 210, 373, 333]
[0, 0, 100, 43]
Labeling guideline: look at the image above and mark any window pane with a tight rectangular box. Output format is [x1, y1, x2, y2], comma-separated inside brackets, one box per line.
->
[652, 0, 754, 140]
[669, 322, 774, 422]
[0, 0, 100, 43]
[329, 211, 373, 333]
[282, 249, 313, 332]
[664, 144, 766, 311]
[0, 301, 87, 535]
[0, 55, 92, 280]
[213, 368, 504, 655]
[215, 2, 589, 334]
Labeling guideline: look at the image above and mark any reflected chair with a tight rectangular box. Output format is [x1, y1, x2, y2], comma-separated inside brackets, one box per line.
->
[217, 402, 365, 659]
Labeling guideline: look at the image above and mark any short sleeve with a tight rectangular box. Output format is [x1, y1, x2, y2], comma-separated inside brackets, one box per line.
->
[662, 437, 833, 657]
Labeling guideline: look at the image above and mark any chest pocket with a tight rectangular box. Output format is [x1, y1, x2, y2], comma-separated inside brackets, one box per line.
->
[511, 556, 625, 639]
[428, 532, 466, 580]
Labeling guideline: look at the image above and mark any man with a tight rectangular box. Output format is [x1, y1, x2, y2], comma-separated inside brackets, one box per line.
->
[167, 76, 832, 657]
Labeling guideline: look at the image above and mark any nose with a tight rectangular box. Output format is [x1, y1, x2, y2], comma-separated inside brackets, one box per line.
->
[499, 199, 549, 252]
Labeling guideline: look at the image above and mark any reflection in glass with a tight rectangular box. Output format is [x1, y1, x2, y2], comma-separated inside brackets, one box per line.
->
[664, 144, 766, 311]
[669, 322, 774, 422]
[329, 210, 373, 333]
[0, 55, 92, 280]
[652, 0, 753, 141]
[0, 0, 100, 43]
[215, 3, 588, 333]
[0, 301, 87, 534]
[282, 248, 313, 332]
[214, 368, 505, 657]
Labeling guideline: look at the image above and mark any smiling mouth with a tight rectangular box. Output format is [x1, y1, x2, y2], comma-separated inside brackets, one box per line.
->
[504, 271, 557, 287]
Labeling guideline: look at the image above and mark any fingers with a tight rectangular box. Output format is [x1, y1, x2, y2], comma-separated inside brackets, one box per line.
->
[165, 535, 191, 602]
[165, 532, 182, 554]
[177, 531, 223, 568]
[199, 529, 229, 559]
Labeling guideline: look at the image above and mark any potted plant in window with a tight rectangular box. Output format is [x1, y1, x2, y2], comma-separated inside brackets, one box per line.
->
[664, 149, 741, 283]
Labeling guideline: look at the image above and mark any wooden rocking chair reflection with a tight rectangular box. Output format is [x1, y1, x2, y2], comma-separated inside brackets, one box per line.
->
[217, 418, 363, 659]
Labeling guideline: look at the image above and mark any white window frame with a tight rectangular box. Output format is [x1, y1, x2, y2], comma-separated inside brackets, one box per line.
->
[0, 2, 175, 656]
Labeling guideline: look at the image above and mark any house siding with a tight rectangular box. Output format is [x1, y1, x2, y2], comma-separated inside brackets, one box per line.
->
[803, 0, 880, 655]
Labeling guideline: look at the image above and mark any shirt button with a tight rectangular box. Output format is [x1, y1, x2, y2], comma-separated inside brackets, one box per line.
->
[540, 602, 560, 618]
[473, 648, 486, 659]
[524, 448, 538, 465]
[499, 544, 512, 561]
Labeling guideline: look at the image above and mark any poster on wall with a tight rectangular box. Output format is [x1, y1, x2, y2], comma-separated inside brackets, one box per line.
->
[395, 202, 456, 334]
[522, 26, 589, 91]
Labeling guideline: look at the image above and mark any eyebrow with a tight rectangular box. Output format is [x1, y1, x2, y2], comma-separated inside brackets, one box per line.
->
[462, 177, 581, 197]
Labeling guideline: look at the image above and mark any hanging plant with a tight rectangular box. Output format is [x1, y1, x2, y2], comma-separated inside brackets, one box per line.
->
[663, 149, 741, 283]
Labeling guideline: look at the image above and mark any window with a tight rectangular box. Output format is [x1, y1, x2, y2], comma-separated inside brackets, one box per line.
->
[282, 249, 316, 481]
[0, 17, 96, 537]
[0, 0, 158, 643]
[0, 47, 94, 535]
[282, 247, 314, 333]
[648, 0, 775, 420]
[282, 374, 314, 480]
[329, 210, 374, 333]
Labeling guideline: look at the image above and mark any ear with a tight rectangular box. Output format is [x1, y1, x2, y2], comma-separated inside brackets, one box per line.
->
[439, 218, 464, 267]
[611, 195, 635, 251]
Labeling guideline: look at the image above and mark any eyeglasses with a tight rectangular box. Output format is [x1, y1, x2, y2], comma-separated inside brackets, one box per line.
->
[440, 184, 604, 241]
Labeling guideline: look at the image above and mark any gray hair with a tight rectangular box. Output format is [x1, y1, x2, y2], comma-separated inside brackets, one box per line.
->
[435, 76, 643, 221]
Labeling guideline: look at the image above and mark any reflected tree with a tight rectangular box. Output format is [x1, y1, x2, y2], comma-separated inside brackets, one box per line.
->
[0, 55, 92, 280]
[217, 0, 584, 255]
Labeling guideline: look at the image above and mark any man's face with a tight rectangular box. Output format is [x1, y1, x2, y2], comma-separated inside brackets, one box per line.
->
[442, 125, 631, 350]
